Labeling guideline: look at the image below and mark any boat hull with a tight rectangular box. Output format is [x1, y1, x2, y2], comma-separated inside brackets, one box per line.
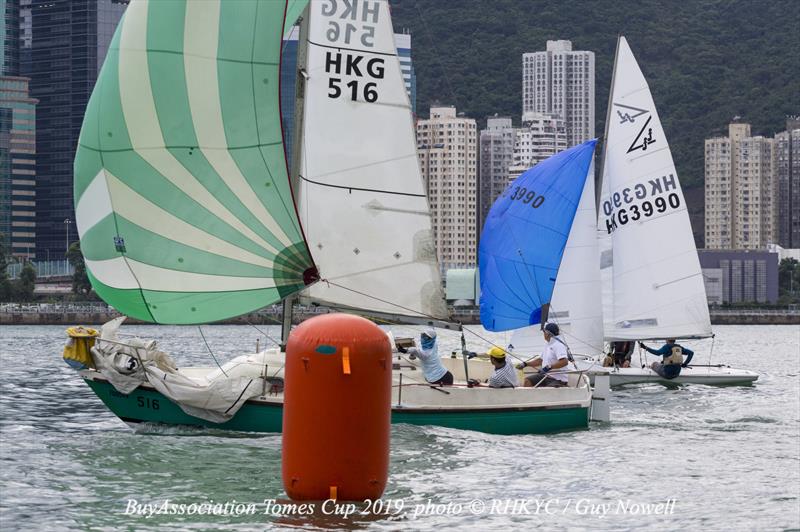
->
[572, 360, 759, 387]
[83, 373, 590, 435]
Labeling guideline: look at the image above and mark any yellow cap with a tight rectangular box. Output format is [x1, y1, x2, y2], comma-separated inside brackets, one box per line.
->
[487, 346, 506, 359]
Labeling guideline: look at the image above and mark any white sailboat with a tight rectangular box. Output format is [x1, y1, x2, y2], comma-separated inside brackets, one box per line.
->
[572, 36, 757, 386]
[70, 0, 595, 435]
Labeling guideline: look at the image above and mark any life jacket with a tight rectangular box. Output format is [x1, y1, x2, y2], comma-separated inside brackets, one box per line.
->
[664, 345, 684, 366]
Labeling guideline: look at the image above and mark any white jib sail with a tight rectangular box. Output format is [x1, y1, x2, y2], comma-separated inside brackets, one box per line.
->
[598, 36, 711, 341]
[510, 162, 604, 358]
[295, 0, 447, 320]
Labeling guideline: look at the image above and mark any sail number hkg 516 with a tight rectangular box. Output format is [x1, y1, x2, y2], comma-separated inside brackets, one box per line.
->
[321, 0, 384, 103]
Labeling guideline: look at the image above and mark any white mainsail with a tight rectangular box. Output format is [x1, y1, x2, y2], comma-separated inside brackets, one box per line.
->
[598, 37, 711, 341]
[293, 0, 447, 320]
[510, 162, 604, 357]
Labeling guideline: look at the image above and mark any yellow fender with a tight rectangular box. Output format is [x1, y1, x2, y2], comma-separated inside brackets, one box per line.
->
[63, 326, 99, 370]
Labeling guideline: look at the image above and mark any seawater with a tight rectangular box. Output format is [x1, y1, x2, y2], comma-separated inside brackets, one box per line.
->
[0, 323, 798, 531]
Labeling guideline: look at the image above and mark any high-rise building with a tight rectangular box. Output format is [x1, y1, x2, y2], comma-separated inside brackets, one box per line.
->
[20, 0, 128, 260]
[2, 0, 20, 75]
[509, 112, 568, 178]
[522, 40, 594, 147]
[395, 32, 417, 115]
[417, 106, 478, 269]
[1, 77, 38, 259]
[2, 0, 38, 259]
[280, 26, 301, 166]
[704, 122, 778, 250]
[478, 116, 515, 231]
[775, 118, 800, 248]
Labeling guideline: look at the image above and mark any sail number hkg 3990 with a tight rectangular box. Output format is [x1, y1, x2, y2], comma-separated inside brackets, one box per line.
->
[321, 0, 384, 103]
[602, 174, 682, 234]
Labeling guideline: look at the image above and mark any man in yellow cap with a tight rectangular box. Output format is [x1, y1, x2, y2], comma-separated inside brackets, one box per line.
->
[484, 346, 518, 388]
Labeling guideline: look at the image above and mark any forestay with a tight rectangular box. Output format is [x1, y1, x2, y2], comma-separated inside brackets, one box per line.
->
[510, 162, 604, 357]
[479, 140, 597, 332]
[598, 37, 711, 340]
[73, 0, 316, 324]
[295, 0, 447, 320]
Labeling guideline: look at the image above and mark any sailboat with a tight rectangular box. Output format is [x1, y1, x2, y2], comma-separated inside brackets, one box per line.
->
[70, 0, 594, 435]
[570, 36, 758, 386]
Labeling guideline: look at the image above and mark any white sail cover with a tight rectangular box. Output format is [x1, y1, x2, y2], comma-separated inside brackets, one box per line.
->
[598, 37, 711, 340]
[295, 0, 447, 320]
[511, 163, 604, 357]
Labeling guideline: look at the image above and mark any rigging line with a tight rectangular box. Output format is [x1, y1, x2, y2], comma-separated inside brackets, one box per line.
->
[708, 333, 716, 367]
[298, 174, 426, 198]
[244, 318, 281, 347]
[459, 325, 526, 364]
[256, 0, 307, 246]
[197, 326, 228, 377]
[318, 281, 519, 362]
[320, 279, 454, 325]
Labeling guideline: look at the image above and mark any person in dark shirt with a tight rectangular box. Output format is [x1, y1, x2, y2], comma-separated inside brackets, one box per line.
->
[639, 339, 694, 379]
[603, 341, 633, 368]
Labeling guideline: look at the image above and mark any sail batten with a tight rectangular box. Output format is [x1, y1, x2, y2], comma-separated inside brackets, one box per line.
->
[599, 37, 711, 341]
[74, 0, 313, 324]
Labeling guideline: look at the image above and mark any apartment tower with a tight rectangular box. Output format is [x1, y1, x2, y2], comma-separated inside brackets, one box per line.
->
[417, 106, 478, 269]
[522, 40, 594, 147]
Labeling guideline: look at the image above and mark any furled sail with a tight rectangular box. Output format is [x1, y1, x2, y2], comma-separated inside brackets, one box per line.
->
[510, 161, 604, 357]
[294, 0, 448, 320]
[598, 36, 711, 340]
[73, 0, 315, 324]
[479, 140, 597, 332]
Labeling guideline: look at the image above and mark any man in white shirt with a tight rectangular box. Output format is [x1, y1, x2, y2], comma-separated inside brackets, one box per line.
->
[516, 323, 570, 388]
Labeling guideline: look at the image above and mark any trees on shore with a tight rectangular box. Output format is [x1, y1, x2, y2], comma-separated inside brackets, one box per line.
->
[0, 236, 36, 302]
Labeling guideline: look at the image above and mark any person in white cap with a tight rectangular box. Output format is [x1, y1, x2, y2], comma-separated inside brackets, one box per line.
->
[516, 322, 569, 388]
[397, 328, 453, 385]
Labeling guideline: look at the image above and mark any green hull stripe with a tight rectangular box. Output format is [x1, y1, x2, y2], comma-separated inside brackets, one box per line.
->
[85, 378, 589, 435]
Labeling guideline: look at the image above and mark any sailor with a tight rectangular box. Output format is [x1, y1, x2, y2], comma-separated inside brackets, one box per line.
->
[516, 322, 570, 388]
[398, 328, 454, 386]
[482, 347, 518, 388]
[639, 339, 694, 379]
[603, 341, 633, 368]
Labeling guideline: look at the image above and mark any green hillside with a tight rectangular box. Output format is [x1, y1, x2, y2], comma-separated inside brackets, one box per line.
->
[390, 0, 800, 243]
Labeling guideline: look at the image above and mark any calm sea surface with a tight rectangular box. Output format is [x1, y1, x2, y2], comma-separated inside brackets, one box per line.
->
[1, 323, 798, 531]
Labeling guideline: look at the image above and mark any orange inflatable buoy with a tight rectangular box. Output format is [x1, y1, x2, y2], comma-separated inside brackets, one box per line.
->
[282, 313, 392, 501]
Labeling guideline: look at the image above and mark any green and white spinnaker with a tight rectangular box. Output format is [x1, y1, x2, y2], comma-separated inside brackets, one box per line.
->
[73, 0, 314, 324]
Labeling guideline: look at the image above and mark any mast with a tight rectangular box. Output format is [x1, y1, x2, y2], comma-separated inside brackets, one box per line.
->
[597, 35, 621, 211]
[279, 6, 311, 349]
[280, 295, 295, 348]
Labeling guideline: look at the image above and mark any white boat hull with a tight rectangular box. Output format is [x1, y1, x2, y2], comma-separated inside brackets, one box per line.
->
[572, 357, 758, 386]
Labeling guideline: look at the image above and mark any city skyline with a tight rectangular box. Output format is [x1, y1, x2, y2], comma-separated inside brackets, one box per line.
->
[7, 0, 800, 274]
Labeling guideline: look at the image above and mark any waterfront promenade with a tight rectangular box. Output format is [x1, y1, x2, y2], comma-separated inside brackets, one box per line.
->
[2, 303, 798, 326]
